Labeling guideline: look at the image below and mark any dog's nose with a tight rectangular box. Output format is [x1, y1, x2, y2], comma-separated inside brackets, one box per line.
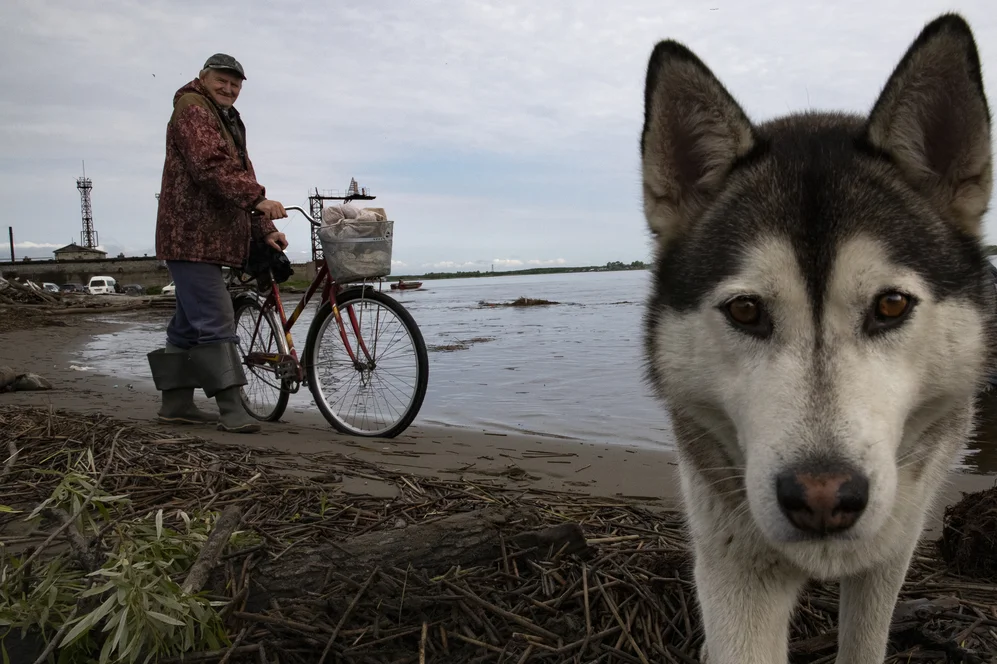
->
[775, 465, 869, 534]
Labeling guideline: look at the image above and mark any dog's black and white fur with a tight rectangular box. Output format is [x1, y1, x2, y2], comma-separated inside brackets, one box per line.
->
[640, 14, 995, 663]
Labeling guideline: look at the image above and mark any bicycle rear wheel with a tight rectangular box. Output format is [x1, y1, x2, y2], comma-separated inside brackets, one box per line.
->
[305, 286, 429, 438]
[233, 294, 291, 421]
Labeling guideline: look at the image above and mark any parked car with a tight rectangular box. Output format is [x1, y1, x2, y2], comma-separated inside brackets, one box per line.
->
[60, 283, 87, 293]
[87, 275, 118, 295]
[122, 284, 145, 296]
[161, 282, 176, 296]
[41, 282, 60, 294]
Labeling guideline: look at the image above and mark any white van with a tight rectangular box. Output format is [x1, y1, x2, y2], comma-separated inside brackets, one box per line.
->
[88, 276, 118, 295]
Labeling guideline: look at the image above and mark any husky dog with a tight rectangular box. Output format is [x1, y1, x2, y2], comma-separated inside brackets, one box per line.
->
[640, 13, 994, 664]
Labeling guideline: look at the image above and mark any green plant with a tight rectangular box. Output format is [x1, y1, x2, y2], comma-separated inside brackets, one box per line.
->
[0, 556, 91, 661]
[27, 468, 131, 534]
[55, 511, 230, 663]
[278, 278, 312, 292]
[1, 495, 240, 663]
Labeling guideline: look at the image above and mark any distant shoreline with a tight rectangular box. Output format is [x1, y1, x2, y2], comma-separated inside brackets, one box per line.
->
[390, 261, 648, 281]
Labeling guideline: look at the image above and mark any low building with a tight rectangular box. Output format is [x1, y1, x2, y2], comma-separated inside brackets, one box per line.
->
[53, 243, 107, 261]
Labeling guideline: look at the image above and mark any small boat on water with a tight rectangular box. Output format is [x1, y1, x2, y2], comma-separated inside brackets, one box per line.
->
[390, 280, 423, 291]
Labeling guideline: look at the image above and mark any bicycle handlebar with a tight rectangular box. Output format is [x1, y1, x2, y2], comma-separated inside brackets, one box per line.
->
[252, 205, 320, 228]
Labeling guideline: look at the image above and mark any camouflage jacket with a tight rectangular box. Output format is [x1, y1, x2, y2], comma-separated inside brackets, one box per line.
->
[155, 79, 277, 268]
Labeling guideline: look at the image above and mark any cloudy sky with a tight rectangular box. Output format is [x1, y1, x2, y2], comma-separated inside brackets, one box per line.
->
[2, 0, 996, 272]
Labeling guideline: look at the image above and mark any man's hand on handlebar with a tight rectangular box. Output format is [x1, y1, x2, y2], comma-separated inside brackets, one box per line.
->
[255, 199, 288, 221]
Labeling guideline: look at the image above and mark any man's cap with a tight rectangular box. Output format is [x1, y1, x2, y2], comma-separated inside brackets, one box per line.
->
[203, 53, 246, 80]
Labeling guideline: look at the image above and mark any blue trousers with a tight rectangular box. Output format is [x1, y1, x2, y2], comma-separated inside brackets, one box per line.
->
[165, 261, 238, 349]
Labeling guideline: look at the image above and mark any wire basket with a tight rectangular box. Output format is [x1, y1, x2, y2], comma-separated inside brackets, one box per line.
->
[318, 219, 393, 283]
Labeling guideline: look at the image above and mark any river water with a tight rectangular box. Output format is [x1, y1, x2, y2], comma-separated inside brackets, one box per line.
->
[82, 270, 670, 448]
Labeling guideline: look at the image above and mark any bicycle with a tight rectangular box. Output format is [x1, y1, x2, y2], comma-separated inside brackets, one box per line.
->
[226, 206, 429, 438]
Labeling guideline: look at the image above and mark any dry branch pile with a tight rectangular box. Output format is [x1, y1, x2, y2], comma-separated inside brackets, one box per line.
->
[0, 279, 175, 333]
[1, 405, 995, 664]
[0, 279, 63, 306]
[940, 484, 997, 582]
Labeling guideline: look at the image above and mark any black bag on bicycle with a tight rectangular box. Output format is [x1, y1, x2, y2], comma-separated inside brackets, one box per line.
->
[243, 240, 294, 289]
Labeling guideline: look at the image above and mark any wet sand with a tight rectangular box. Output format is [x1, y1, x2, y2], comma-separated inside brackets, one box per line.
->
[2, 311, 995, 537]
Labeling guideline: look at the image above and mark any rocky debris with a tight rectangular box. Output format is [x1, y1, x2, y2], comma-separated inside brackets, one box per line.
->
[479, 297, 561, 308]
[0, 366, 53, 393]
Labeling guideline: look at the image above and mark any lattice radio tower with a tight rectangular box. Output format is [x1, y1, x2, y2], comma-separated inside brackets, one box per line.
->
[76, 162, 98, 248]
[307, 177, 375, 262]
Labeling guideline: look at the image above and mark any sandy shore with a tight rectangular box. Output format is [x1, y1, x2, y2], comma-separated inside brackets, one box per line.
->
[2, 310, 995, 537]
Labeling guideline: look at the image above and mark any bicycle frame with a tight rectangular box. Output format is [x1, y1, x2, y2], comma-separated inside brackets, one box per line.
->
[238, 206, 380, 389]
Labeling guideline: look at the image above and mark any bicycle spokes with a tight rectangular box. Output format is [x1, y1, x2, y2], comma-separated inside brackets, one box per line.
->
[234, 297, 293, 419]
[309, 292, 425, 437]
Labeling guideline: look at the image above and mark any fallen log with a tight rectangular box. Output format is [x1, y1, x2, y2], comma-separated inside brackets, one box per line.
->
[223, 506, 588, 607]
[41, 302, 151, 315]
[182, 505, 244, 595]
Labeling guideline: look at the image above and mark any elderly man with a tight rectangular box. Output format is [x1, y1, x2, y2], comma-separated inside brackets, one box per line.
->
[147, 53, 288, 434]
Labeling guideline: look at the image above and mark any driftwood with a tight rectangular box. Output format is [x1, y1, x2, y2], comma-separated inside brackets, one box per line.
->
[40, 507, 101, 573]
[182, 505, 244, 595]
[1, 439, 18, 482]
[0, 279, 60, 305]
[0, 286, 171, 316]
[42, 302, 151, 315]
[224, 506, 588, 606]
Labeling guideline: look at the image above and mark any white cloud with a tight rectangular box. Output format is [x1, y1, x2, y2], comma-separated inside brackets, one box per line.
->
[418, 257, 570, 271]
[423, 260, 481, 270]
[0, 242, 64, 250]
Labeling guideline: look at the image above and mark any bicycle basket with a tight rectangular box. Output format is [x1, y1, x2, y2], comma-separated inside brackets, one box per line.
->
[318, 219, 393, 283]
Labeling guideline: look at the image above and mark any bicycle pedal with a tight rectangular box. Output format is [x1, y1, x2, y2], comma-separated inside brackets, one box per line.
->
[275, 358, 298, 380]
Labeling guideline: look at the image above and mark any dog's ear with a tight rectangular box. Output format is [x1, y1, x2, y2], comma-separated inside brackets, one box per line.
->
[640, 41, 755, 250]
[866, 14, 992, 237]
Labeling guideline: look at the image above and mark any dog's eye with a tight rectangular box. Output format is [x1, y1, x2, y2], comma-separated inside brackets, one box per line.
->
[728, 298, 760, 324]
[722, 296, 772, 338]
[877, 293, 909, 318]
[865, 290, 916, 335]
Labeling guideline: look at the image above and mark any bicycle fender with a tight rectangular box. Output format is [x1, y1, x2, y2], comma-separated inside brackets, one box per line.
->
[231, 291, 265, 310]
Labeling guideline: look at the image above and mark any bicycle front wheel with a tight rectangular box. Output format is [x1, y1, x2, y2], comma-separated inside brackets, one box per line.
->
[305, 286, 429, 438]
[233, 294, 291, 422]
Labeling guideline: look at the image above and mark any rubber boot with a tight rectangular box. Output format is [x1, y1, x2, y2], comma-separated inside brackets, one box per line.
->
[147, 345, 218, 424]
[188, 342, 261, 434]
